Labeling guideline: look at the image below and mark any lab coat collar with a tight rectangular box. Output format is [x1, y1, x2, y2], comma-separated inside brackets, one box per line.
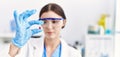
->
[30, 38, 70, 57]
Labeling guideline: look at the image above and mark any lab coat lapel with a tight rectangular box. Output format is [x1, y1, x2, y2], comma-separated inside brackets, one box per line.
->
[29, 38, 44, 57]
[35, 38, 44, 57]
[60, 39, 69, 57]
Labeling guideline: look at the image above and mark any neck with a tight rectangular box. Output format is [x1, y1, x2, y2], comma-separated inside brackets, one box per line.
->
[44, 37, 61, 57]
[44, 37, 61, 48]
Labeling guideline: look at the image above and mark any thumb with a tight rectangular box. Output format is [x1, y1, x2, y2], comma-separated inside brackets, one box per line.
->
[31, 29, 42, 35]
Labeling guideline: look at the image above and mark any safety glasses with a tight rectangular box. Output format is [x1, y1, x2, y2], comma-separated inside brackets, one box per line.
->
[39, 18, 64, 20]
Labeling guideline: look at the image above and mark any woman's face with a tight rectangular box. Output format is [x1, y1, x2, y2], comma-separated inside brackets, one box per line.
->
[40, 11, 66, 39]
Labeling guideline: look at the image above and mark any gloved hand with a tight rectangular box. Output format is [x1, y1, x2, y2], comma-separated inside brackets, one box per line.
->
[12, 10, 44, 48]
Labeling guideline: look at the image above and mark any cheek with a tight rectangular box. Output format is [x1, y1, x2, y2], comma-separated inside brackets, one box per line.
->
[55, 24, 63, 29]
[60, 23, 64, 29]
[56, 21, 64, 29]
[55, 25, 63, 32]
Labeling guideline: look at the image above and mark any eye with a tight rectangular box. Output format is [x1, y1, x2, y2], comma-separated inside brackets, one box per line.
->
[43, 20, 46, 24]
[52, 21, 56, 23]
[52, 20, 59, 23]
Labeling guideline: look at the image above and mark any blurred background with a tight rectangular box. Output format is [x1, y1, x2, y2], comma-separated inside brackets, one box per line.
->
[0, 0, 120, 57]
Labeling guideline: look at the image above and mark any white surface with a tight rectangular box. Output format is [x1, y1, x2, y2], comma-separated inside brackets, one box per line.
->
[85, 35, 114, 57]
[115, 34, 120, 57]
[115, 0, 120, 57]
[0, 43, 10, 57]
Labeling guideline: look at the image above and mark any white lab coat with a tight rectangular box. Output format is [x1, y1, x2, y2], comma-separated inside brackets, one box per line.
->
[9, 38, 82, 57]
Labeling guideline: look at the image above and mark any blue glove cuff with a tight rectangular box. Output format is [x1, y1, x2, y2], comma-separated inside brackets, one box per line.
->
[12, 38, 23, 48]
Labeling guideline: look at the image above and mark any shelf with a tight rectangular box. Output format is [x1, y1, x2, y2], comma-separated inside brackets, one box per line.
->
[85, 34, 114, 40]
[85, 34, 114, 57]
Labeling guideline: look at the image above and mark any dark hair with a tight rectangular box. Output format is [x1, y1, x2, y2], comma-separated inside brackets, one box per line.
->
[39, 3, 66, 28]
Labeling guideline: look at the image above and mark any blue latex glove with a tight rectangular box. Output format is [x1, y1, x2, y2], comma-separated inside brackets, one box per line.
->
[12, 10, 44, 48]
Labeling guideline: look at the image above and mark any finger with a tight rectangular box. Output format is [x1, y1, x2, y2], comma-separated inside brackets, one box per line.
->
[26, 20, 44, 29]
[19, 10, 29, 21]
[23, 10, 36, 20]
[19, 9, 36, 21]
[29, 20, 44, 26]
[13, 10, 19, 26]
[31, 29, 42, 35]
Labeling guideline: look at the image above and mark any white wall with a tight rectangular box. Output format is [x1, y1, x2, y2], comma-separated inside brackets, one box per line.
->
[0, 0, 115, 44]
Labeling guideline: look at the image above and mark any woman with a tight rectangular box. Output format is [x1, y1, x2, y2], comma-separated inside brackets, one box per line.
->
[9, 3, 81, 57]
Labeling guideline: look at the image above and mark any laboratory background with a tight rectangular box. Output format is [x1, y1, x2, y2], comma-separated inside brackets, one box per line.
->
[0, 0, 120, 57]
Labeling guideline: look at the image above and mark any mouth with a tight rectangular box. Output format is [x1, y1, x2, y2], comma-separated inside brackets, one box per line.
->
[46, 32, 53, 35]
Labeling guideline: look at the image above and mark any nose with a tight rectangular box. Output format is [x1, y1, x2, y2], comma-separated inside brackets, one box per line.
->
[45, 22, 53, 29]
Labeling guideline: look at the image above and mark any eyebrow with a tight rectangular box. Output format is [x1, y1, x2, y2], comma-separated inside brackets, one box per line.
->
[39, 18, 64, 20]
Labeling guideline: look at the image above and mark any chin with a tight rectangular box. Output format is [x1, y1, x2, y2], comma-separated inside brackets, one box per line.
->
[46, 35, 56, 39]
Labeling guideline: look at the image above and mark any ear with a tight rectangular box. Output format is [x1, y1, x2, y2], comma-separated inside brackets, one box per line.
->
[62, 19, 66, 28]
[63, 19, 66, 26]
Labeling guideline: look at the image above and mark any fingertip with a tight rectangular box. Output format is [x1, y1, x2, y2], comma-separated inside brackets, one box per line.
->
[38, 29, 42, 32]
[13, 10, 17, 19]
[32, 29, 43, 35]
[31, 9, 37, 13]
[33, 9, 37, 12]
[40, 20, 44, 25]
[13, 10, 17, 15]
[14, 10, 16, 13]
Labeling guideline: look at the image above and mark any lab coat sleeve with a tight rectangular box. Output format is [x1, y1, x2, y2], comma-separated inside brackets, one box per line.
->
[69, 47, 82, 57]
[75, 50, 82, 57]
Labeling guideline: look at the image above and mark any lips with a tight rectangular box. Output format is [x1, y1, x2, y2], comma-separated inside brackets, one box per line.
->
[47, 32, 53, 34]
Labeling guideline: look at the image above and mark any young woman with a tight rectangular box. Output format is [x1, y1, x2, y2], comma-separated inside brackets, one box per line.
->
[9, 3, 81, 57]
